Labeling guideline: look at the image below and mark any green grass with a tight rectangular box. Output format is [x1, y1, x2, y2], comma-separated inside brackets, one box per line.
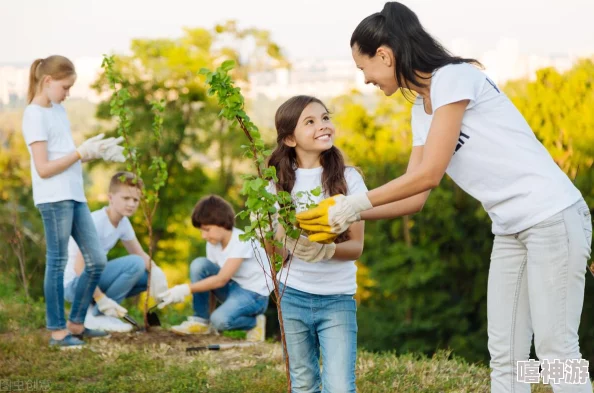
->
[0, 278, 45, 333]
[0, 330, 567, 393]
[0, 278, 589, 392]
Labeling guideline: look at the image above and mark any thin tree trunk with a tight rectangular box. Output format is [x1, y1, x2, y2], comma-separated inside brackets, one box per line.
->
[403, 215, 412, 248]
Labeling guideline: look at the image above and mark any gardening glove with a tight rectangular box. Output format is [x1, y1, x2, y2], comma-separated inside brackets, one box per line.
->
[157, 284, 191, 309]
[99, 137, 126, 163]
[95, 294, 128, 318]
[76, 133, 106, 162]
[284, 234, 336, 263]
[296, 193, 372, 243]
[149, 262, 169, 297]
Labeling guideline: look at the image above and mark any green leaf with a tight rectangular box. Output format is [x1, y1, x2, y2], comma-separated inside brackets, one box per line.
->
[287, 228, 301, 239]
[250, 177, 265, 191]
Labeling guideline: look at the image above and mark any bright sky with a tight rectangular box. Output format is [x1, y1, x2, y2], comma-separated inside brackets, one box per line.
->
[2, 0, 593, 63]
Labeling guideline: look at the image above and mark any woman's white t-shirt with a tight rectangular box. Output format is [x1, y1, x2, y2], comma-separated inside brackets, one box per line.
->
[21, 104, 86, 205]
[276, 167, 368, 295]
[411, 63, 581, 235]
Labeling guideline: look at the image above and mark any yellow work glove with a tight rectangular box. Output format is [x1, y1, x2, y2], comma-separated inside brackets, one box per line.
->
[296, 193, 372, 243]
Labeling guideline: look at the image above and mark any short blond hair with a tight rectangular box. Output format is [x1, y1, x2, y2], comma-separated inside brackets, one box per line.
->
[109, 171, 144, 193]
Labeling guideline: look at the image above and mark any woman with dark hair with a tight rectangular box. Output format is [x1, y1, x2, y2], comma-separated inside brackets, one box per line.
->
[297, 2, 592, 392]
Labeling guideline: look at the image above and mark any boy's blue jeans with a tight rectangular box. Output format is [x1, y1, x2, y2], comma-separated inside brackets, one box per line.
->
[280, 284, 358, 393]
[65, 255, 148, 315]
[37, 200, 106, 330]
[189, 257, 268, 331]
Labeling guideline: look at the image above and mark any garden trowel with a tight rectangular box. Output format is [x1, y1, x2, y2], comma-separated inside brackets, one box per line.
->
[186, 342, 257, 354]
[121, 304, 162, 331]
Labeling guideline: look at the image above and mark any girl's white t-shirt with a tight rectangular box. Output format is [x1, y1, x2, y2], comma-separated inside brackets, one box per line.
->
[276, 166, 368, 295]
[21, 103, 86, 205]
[411, 63, 581, 235]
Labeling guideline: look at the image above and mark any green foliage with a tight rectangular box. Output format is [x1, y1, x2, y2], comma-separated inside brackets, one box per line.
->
[506, 59, 594, 178]
[101, 54, 169, 208]
[0, 128, 45, 300]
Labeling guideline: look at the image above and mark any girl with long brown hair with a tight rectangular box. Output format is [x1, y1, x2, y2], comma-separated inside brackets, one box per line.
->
[269, 95, 366, 392]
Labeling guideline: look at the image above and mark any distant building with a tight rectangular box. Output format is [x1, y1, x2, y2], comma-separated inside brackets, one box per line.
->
[247, 59, 374, 100]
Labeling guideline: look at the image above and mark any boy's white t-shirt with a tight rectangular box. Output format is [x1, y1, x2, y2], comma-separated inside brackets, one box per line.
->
[63, 207, 137, 288]
[21, 104, 86, 206]
[206, 228, 272, 297]
[411, 63, 581, 235]
[276, 167, 368, 295]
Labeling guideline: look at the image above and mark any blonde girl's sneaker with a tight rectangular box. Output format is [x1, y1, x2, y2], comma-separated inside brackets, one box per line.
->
[49, 334, 85, 349]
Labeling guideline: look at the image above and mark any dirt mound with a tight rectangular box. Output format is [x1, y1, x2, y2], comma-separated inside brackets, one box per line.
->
[107, 327, 237, 348]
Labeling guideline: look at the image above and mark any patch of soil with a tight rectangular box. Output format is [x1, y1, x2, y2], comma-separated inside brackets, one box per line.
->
[107, 327, 238, 347]
[90, 327, 282, 368]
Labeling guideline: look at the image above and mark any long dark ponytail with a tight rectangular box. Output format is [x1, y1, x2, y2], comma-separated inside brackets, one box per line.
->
[351, 2, 481, 91]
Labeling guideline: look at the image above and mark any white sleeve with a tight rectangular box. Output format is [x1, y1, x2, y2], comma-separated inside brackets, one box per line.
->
[22, 107, 48, 145]
[119, 218, 137, 241]
[431, 64, 484, 112]
[226, 237, 254, 260]
[345, 167, 368, 195]
[411, 104, 426, 147]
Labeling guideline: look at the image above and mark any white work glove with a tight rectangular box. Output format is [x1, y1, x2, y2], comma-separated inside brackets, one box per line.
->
[99, 137, 126, 163]
[76, 133, 107, 162]
[95, 294, 128, 318]
[149, 262, 169, 297]
[157, 284, 191, 309]
[285, 234, 336, 263]
[296, 193, 372, 243]
[77, 134, 126, 162]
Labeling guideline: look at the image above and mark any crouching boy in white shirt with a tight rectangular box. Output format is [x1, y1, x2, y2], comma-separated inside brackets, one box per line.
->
[157, 195, 271, 341]
[64, 172, 168, 332]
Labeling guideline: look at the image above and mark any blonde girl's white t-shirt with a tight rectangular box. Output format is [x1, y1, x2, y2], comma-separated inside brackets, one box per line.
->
[276, 166, 368, 295]
[411, 63, 581, 235]
[21, 103, 86, 206]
